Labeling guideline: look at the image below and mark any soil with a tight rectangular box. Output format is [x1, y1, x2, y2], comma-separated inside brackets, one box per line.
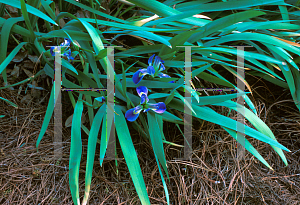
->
[0, 71, 300, 205]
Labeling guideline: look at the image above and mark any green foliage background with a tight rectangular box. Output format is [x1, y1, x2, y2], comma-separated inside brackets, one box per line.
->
[1, 0, 300, 204]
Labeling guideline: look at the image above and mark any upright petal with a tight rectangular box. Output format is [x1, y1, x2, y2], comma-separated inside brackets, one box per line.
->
[140, 93, 149, 104]
[125, 105, 143, 122]
[66, 38, 71, 46]
[147, 66, 155, 75]
[159, 63, 165, 71]
[61, 38, 71, 47]
[148, 54, 155, 66]
[153, 56, 160, 70]
[136, 86, 148, 97]
[153, 55, 165, 71]
[148, 102, 166, 114]
[132, 69, 148, 84]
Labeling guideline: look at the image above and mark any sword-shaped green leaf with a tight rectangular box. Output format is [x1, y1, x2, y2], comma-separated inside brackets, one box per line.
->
[82, 104, 106, 205]
[69, 99, 84, 205]
[114, 106, 150, 205]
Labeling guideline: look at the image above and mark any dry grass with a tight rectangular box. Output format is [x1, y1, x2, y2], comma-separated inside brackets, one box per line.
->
[0, 80, 300, 205]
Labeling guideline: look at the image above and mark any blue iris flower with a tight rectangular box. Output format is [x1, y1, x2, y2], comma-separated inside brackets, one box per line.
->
[60, 38, 71, 47]
[132, 54, 174, 84]
[50, 38, 74, 62]
[125, 86, 167, 122]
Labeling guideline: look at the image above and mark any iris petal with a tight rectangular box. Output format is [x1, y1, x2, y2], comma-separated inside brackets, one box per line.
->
[153, 55, 165, 71]
[132, 69, 148, 84]
[147, 66, 155, 75]
[159, 63, 165, 71]
[68, 55, 74, 62]
[158, 73, 171, 78]
[60, 38, 71, 47]
[65, 38, 71, 47]
[125, 105, 143, 121]
[144, 108, 151, 112]
[158, 73, 174, 83]
[66, 49, 74, 62]
[153, 56, 160, 70]
[140, 93, 149, 104]
[140, 69, 148, 75]
[148, 102, 166, 114]
[62, 50, 69, 57]
[132, 71, 143, 84]
[62, 49, 73, 62]
[50, 46, 56, 56]
[148, 54, 155, 65]
[136, 86, 148, 97]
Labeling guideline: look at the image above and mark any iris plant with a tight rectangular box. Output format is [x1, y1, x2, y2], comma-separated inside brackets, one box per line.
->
[132, 54, 174, 84]
[50, 38, 74, 62]
[125, 86, 166, 122]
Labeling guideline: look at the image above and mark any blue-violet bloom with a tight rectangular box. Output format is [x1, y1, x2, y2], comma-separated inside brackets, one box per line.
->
[132, 54, 174, 84]
[50, 38, 74, 62]
[125, 86, 167, 121]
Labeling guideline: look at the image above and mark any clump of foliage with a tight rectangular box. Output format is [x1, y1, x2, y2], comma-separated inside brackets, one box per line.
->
[1, 0, 300, 204]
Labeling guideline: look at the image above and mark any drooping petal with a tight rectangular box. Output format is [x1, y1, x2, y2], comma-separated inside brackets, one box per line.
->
[148, 54, 155, 66]
[158, 73, 174, 83]
[132, 69, 148, 84]
[68, 55, 74, 62]
[143, 108, 151, 112]
[148, 102, 166, 114]
[136, 86, 148, 98]
[158, 73, 171, 78]
[125, 105, 143, 121]
[140, 93, 149, 104]
[63, 49, 74, 62]
[140, 68, 148, 75]
[62, 49, 70, 57]
[147, 66, 155, 75]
